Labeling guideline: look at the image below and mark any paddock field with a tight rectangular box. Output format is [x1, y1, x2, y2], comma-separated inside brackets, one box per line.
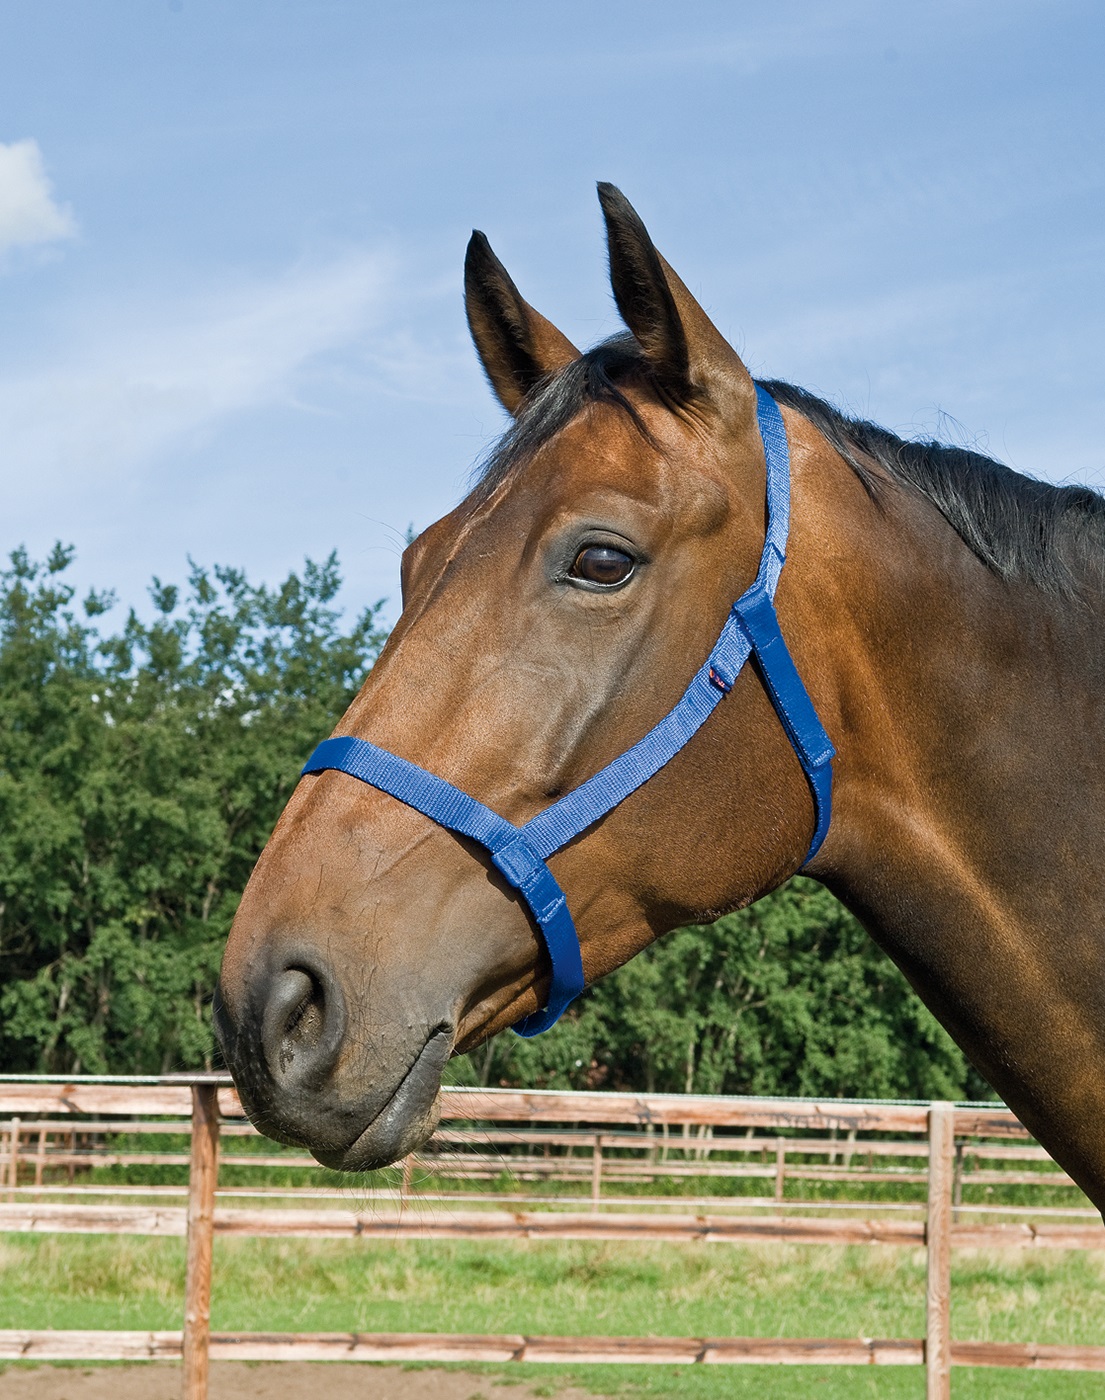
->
[0, 1231, 1103, 1398]
[2, 1086, 1102, 1395]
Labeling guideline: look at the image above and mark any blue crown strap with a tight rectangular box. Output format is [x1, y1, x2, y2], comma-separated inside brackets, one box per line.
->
[742, 387, 834, 862]
[755, 385, 791, 597]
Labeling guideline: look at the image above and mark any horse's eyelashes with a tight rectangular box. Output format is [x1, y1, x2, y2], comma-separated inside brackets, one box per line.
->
[570, 545, 635, 587]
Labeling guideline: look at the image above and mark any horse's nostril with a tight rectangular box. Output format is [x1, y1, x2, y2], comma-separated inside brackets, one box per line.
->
[284, 976, 322, 1047]
[260, 960, 345, 1087]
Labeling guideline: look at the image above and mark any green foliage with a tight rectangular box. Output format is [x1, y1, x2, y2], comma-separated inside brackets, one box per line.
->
[0, 543, 987, 1100]
[0, 545, 386, 1073]
[457, 880, 989, 1101]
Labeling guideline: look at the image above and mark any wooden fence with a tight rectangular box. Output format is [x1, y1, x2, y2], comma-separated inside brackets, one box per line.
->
[0, 1077, 1103, 1400]
[1, 1090, 1081, 1202]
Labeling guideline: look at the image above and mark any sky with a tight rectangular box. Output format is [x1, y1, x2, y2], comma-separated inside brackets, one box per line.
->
[1, 1, 1102, 624]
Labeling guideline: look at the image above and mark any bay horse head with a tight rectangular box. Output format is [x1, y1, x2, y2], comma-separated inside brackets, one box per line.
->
[216, 186, 1105, 1210]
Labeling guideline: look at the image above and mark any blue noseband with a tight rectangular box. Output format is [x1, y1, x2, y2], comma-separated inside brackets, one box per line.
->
[301, 386, 834, 1036]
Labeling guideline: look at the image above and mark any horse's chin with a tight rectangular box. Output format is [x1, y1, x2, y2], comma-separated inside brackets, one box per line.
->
[310, 1026, 451, 1172]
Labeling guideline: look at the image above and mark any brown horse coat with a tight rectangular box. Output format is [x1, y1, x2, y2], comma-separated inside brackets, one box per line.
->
[216, 186, 1105, 1209]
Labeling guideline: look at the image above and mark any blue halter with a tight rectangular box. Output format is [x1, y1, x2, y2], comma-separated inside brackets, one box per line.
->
[301, 386, 834, 1037]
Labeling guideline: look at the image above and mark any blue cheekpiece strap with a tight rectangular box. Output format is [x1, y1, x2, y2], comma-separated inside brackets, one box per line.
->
[301, 385, 834, 1036]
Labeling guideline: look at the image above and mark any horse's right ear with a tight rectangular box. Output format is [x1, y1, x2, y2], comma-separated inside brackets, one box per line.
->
[597, 183, 754, 420]
[464, 232, 579, 416]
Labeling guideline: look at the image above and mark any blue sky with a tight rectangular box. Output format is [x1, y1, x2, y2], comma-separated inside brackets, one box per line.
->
[2, 1, 1102, 622]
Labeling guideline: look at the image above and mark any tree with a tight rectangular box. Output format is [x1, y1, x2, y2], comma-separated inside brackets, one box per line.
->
[454, 879, 989, 1101]
[0, 545, 385, 1073]
[0, 544, 987, 1099]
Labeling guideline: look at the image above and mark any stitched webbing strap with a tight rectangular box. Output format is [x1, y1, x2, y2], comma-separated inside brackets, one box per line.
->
[301, 385, 834, 1036]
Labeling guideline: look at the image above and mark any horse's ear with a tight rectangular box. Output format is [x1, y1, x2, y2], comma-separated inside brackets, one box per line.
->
[597, 183, 754, 417]
[464, 231, 580, 415]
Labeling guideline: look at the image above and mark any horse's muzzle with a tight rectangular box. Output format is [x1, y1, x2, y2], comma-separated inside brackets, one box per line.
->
[213, 942, 453, 1170]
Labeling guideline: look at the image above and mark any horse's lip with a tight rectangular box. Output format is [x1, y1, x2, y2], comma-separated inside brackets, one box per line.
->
[310, 1026, 453, 1172]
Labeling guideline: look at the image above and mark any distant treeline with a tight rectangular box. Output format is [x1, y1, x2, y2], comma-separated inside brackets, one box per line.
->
[0, 547, 987, 1099]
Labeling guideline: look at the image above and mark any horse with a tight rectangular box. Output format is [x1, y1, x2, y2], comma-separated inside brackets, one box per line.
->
[214, 184, 1105, 1211]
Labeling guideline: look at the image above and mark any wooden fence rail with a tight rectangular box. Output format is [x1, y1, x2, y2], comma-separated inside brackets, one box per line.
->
[0, 1077, 1099, 1399]
[0, 1129, 1077, 1192]
[1, 1199, 1102, 1248]
[2, 1328, 1105, 1371]
[1, 1110, 1078, 1201]
[0, 1079, 1026, 1130]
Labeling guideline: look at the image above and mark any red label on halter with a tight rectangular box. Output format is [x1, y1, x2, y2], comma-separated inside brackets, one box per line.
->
[708, 667, 733, 693]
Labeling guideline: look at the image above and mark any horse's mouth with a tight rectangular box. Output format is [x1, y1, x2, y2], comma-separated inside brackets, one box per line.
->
[310, 1025, 454, 1173]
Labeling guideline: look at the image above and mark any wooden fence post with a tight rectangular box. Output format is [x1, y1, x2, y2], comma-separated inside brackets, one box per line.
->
[7, 1117, 20, 1196]
[953, 1141, 965, 1223]
[926, 1102, 955, 1400]
[591, 1135, 603, 1209]
[34, 1125, 46, 1187]
[774, 1137, 786, 1202]
[182, 1083, 220, 1400]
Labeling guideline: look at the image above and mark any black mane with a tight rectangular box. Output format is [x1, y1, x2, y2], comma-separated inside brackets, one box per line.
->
[476, 337, 1104, 597]
[762, 380, 1105, 597]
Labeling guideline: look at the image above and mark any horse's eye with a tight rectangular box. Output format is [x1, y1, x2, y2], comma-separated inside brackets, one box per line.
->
[570, 545, 635, 586]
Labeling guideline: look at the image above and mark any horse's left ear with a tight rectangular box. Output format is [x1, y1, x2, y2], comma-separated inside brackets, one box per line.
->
[597, 183, 754, 420]
[465, 231, 580, 415]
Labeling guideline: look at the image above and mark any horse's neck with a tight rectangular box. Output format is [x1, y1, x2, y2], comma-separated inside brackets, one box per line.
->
[808, 470, 1105, 1206]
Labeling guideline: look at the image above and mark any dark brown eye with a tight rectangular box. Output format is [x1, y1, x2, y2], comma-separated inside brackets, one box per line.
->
[570, 545, 635, 586]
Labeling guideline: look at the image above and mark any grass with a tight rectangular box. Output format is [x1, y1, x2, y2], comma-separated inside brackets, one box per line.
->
[9, 1135, 1102, 1397]
[2, 1233, 1105, 1397]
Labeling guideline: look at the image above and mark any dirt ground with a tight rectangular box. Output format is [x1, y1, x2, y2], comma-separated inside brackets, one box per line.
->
[0, 1364, 596, 1400]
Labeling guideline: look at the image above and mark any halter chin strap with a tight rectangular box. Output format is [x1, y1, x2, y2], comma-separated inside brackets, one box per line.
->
[301, 386, 834, 1037]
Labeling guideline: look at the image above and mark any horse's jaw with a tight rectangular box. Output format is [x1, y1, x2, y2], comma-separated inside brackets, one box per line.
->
[307, 1026, 452, 1171]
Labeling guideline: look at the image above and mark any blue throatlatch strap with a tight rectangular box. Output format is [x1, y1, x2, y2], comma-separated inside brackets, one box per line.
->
[301, 385, 834, 1036]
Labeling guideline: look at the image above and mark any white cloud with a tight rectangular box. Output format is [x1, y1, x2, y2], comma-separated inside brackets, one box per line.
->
[0, 250, 392, 488]
[0, 139, 76, 254]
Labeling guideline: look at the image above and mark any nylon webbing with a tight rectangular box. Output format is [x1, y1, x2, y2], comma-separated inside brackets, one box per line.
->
[302, 385, 835, 1036]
